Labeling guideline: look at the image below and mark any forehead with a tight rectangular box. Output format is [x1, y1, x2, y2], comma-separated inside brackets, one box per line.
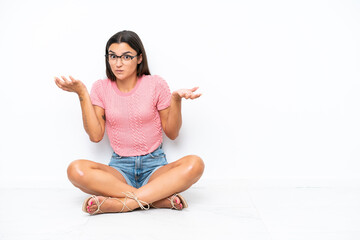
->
[108, 42, 135, 54]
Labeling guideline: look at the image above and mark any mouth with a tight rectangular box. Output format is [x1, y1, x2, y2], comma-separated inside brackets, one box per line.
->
[115, 70, 124, 74]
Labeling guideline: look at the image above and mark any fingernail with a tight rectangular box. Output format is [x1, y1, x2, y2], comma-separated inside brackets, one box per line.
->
[180, 204, 183, 209]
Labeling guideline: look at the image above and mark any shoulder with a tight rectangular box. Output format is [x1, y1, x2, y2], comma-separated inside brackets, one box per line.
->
[141, 74, 167, 85]
[91, 78, 112, 91]
[92, 78, 111, 87]
[139, 75, 169, 92]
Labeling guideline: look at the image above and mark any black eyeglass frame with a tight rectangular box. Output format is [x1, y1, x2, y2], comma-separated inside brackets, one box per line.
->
[105, 53, 138, 62]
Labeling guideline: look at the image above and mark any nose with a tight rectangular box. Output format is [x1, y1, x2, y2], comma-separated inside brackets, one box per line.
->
[115, 57, 123, 67]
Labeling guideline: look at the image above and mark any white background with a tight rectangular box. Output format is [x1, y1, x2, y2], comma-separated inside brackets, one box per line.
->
[0, 0, 359, 188]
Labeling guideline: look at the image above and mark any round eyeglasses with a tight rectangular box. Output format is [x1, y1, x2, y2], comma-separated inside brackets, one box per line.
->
[105, 53, 138, 64]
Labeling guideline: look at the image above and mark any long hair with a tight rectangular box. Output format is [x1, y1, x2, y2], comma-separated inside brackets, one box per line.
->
[105, 30, 150, 81]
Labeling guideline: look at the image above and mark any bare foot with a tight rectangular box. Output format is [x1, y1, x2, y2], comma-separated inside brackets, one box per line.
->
[151, 196, 184, 210]
[86, 196, 133, 214]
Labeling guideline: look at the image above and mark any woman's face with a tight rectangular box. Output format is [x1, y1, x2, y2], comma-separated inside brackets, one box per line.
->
[107, 42, 142, 81]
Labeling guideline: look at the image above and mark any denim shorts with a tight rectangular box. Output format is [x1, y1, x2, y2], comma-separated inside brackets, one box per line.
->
[109, 144, 168, 188]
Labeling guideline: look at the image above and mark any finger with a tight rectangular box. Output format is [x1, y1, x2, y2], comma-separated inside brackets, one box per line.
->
[189, 93, 197, 99]
[61, 76, 71, 84]
[190, 93, 202, 99]
[190, 87, 199, 92]
[54, 76, 63, 84]
[55, 77, 66, 87]
[54, 78, 63, 88]
[55, 82, 70, 91]
[54, 79, 62, 89]
[55, 82, 71, 92]
[69, 75, 79, 84]
[54, 77, 71, 90]
[69, 75, 76, 82]
[178, 91, 186, 98]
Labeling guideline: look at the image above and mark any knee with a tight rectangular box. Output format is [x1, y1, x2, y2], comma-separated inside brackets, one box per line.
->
[184, 155, 205, 178]
[67, 159, 87, 184]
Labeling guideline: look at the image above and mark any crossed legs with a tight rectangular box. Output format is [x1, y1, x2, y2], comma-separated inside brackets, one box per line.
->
[67, 155, 205, 213]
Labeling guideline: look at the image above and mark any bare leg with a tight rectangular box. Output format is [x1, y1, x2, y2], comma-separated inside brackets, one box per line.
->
[68, 159, 144, 213]
[67, 159, 136, 197]
[134, 155, 205, 204]
[85, 155, 205, 213]
[140, 155, 204, 209]
[69, 155, 205, 214]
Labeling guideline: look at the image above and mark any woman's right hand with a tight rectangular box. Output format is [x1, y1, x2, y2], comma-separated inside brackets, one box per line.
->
[54, 75, 105, 142]
[54, 76, 87, 95]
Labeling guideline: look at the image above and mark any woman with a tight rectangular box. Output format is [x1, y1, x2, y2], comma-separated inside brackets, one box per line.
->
[54, 30, 205, 215]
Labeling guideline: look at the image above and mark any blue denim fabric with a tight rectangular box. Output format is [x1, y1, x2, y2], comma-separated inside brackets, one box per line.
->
[108, 144, 168, 188]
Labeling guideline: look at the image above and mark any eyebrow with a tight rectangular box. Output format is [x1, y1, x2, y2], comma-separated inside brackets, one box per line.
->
[108, 50, 132, 55]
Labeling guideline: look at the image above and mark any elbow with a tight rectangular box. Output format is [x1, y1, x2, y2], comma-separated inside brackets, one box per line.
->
[88, 128, 104, 143]
[90, 137, 102, 143]
[164, 124, 181, 140]
[167, 132, 179, 140]
[89, 134, 103, 143]
[168, 136, 177, 141]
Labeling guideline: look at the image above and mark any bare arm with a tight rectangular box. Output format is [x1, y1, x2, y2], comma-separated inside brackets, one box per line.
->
[54, 76, 105, 142]
[160, 87, 202, 140]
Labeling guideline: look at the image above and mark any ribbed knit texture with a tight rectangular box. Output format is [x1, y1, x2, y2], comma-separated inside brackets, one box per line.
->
[90, 75, 171, 156]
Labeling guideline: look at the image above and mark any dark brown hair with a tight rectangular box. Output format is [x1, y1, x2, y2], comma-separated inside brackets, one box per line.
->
[105, 30, 150, 81]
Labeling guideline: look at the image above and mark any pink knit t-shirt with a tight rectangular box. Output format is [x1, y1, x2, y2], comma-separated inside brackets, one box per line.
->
[90, 75, 171, 156]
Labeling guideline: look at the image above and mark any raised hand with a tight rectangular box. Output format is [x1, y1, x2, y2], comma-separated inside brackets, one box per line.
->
[172, 87, 202, 101]
[54, 76, 87, 95]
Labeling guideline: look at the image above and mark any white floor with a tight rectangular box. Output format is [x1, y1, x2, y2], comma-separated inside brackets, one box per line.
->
[1, 179, 360, 240]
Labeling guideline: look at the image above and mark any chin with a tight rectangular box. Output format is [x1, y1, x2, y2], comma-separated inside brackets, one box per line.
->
[113, 70, 136, 81]
[115, 74, 126, 80]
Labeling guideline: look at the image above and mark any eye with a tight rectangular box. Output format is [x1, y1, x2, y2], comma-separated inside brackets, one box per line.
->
[109, 54, 117, 59]
[123, 55, 132, 60]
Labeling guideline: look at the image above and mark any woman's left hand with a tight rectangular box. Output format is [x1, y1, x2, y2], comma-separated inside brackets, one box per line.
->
[172, 87, 202, 101]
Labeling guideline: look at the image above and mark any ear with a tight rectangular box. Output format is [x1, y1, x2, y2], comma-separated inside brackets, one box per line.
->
[137, 53, 143, 65]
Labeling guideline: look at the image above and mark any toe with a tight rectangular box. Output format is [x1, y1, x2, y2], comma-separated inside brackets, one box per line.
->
[173, 197, 183, 210]
[88, 197, 95, 207]
[89, 204, 97, 213]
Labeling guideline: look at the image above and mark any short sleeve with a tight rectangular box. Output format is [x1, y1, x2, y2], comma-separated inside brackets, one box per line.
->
[90, 80, 105, 109]
[155, 75, 171, 110]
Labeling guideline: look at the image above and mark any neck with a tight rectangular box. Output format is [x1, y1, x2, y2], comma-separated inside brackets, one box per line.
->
[116, 73, 138, 93]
